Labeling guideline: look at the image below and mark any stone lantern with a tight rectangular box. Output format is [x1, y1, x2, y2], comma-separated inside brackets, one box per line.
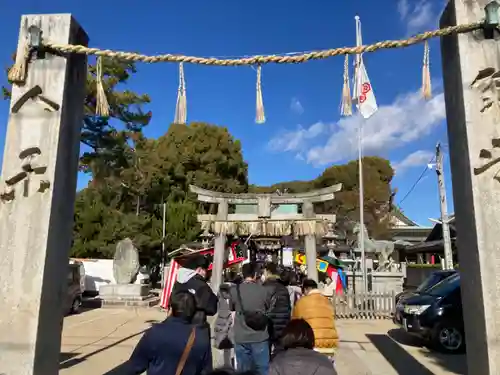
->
[323, 221, 339, 258]
[200, 227, 214, 248]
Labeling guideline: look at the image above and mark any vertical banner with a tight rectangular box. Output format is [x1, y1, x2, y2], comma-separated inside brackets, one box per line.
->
[160, 260, 180, 309]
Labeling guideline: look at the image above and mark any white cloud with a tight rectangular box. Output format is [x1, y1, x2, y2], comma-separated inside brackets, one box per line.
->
[268, 88, 446, 167]
[267, 122, 325, 153]
[397, 0, 445, 35]
[290, 97, 304, 115]
[393, 149, 434, 173]
[397, 0, 410, 19]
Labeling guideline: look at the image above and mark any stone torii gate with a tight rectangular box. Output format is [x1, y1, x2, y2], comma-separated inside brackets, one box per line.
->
[189, 184, 342, 291]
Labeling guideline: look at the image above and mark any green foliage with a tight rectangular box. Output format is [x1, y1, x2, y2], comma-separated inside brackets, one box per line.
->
[71, 188, 162, 259]
[163, 200, 202, 251]
[70, 122, 248, 259]
[80, 59, 151, 180]
[249, 180, 312, 194]
[315, 156, 395, 239]
[251, 156, 395, 239]
[153, 122, 249, 197]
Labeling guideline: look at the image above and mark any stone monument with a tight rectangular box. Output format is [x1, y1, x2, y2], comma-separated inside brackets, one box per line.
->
[353, 223, 395, 271]
[113, 237, 140, 284]
[100, 238, 158, 307]
[441, 1, 500, 373]
[0, 15, 88, 375]
[351, 223, 404, 294]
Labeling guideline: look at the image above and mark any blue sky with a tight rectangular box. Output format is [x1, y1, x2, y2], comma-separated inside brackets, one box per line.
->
[0, 0, 452, 226]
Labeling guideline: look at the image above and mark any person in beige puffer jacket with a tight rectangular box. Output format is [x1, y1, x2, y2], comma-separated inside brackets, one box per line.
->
[291, 279, 339, 358]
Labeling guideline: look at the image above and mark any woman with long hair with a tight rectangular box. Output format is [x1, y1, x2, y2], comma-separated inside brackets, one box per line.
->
[269, 319, 337, 375]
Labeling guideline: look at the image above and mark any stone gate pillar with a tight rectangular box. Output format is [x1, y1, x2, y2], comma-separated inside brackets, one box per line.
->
[212, 199, 228, 294]
[303, 201, 319, 282]
[441, 1, 500, 373]
[0, 14, 88, 375]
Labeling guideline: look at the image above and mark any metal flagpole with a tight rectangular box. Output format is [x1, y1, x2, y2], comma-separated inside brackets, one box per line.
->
[354, 15, 368, 293]
[162, 201, 167, 263]
[161, 200, 167, 286]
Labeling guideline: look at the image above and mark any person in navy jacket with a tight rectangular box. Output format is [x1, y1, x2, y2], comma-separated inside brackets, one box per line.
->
[127, 291, 212, 375]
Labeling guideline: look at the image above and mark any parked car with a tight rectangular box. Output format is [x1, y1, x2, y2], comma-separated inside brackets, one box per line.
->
[64, 264, 83, 315]
[69, 259, 86, 294]
[394, 272, 464, 353]
[395, 269, 457, 305]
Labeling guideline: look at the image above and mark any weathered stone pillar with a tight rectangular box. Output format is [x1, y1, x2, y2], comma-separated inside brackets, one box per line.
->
[212, 199, 228, 293]
[303, 201, 318, 282]
[211, 200, 229, 368]
[441, 1, 500, 373]
[304, 235, 318, 282]
[0, 14, 87, 375]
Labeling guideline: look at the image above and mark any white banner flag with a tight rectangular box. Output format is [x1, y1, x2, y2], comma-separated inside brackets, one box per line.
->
[352, 16, 378, 119]
[353, 61, 378, 119]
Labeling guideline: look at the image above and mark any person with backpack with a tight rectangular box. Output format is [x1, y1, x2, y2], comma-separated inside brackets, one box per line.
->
[261, 263, 292, 353]
[171, 254, 218, 327]
[229, 263, 271, 375]
[127, 291, 212, 375]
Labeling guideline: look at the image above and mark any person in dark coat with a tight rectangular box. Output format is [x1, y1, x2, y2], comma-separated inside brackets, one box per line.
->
[127, 291, 212, 375]
[269, 319, 337, 375]
[230, 263, 271, 375]
[261, 263, 291, 351]
[171, 254, 218, 327]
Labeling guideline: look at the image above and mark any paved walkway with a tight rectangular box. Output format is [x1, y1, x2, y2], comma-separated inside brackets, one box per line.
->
[335, 320, 466, 375]
[59, 308, 467, 375]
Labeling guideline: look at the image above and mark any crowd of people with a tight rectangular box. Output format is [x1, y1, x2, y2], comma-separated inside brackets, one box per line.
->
[126, 254, 339, 375]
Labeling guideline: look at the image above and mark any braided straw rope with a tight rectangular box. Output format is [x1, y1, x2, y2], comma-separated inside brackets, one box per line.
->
[42, 23, 481, 66]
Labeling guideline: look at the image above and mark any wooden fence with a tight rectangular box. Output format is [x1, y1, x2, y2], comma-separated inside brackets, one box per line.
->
[331, 291, 397, 319]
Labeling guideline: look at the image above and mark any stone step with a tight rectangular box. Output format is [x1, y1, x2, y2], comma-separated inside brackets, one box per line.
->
[101, 296, 160, 309]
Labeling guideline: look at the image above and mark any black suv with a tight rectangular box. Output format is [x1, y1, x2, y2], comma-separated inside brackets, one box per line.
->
[394, 272, 464, 353]
[395, 269, 457, 305]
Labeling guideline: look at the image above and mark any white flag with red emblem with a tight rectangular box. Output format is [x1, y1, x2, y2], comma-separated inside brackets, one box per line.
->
[352, 16, 378, 119]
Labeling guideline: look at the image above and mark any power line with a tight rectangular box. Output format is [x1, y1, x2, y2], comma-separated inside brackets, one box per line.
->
[398, 156, 435, 206]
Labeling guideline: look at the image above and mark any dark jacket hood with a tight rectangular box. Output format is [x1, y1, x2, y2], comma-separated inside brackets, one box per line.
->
[176, 267, 198, 284]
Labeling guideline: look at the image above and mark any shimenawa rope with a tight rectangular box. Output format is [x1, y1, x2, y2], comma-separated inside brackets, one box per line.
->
[6, 21, 482, 122]
[40, 23, 480, 66]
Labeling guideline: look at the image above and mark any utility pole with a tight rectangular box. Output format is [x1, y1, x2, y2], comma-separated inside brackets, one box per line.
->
[435, 143, 454, 270]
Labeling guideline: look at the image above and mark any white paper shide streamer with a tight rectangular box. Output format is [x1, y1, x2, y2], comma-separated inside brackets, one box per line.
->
[340, 54, 352, 117]
[422, 41, 431, 100]
[174, 62, 187, 124]
[255, 65, 266, 124]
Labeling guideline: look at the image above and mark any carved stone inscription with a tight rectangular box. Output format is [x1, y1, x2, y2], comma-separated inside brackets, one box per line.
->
[0, 146, 50, 202]
[474, 138, 500, 182]
[11, 85, 60, 113]
[471, 68, 500, 114]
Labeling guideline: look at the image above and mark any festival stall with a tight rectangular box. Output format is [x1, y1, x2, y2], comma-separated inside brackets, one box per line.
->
[160, 241, 247, 308]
